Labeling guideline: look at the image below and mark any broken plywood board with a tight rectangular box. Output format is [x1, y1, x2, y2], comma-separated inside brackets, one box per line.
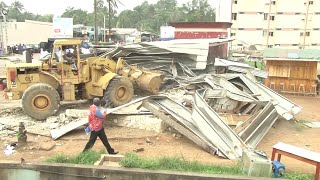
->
[303, 121, 320, 128]
[65, 96, 152, 118]
[50, 118, 87, 140]
[53, 96, 161, 140]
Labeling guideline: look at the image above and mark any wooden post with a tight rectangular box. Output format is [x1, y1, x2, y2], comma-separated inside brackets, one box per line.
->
[271, 148, 276, 161]
[277, 154, 282, 161]
[316, 163, 319, 180]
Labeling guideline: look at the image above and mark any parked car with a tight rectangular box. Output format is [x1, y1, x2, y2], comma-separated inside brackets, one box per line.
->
[26, 44, 40, 53]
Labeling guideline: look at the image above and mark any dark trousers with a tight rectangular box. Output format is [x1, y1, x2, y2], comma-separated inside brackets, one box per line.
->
[82, 128, 114, 154]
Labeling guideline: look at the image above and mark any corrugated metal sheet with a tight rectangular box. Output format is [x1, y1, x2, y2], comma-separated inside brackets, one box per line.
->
[235, 102, 279, 148]
[228, 66, 268, 79]
[228, 74, 302, 120]
[263, 48, 320, 59]
[214, 59, 268, 79]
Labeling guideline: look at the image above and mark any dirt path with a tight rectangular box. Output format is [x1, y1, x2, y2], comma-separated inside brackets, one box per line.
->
[0, 94, 319, 175]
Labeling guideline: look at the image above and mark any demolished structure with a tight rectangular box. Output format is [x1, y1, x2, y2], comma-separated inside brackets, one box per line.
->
[1, 38, 302, 161]
[51, 38, 301, 160]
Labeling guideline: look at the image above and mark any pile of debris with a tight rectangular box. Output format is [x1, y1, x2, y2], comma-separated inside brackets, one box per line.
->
[0, 38, 302, 161]
[97, 39, 300, 160]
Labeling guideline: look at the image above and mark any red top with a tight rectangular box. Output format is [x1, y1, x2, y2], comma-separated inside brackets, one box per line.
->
[88, 105, 106, 131]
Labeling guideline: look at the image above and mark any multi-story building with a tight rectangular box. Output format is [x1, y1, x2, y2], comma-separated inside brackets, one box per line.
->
[217, 0, 320, 50]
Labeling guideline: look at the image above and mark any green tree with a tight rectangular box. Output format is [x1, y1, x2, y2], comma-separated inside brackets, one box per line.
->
[181, 0, 215, 22]
[62, 7, 90, 25]
[7, 0, 25, 21]
[11, 0, 24, 13]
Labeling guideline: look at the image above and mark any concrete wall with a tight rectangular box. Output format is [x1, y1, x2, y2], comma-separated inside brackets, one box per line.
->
[0, 161, 274, 180]
[5, 20, 53, 46]
[231, 0, 320, 49]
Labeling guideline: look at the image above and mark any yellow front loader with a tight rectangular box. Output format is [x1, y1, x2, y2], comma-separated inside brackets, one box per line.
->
[4, 39, 164, 120]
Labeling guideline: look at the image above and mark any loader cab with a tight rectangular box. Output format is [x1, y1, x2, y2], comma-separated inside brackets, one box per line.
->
[49, 39, 82, 73]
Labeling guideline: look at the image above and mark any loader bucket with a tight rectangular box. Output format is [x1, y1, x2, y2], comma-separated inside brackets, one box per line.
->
[136, 72, 165, 94]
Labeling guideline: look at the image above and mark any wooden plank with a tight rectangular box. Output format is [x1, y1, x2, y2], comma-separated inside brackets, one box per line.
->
[272, 142, 320, 163]
[273, 149, 318, 166]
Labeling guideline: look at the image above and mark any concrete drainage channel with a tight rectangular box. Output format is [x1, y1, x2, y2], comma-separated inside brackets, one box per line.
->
[0, 161, 276, 180]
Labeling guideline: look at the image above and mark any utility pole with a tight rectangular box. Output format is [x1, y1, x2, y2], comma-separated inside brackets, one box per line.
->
[94, 0, 98, 44]
[108, 0, 111, 42]
[103, 15, 106, 42]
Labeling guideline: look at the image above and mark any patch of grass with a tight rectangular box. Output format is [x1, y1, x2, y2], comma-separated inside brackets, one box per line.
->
[120, 152, 245, 176]
[284, 172, 314, 180]
[46, 149, 105, 165]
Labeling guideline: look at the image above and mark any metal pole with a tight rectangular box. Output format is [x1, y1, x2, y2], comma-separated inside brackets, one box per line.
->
[4, 14, 7, 54]
[104, 15, 106, 42]
[0, 15, 3, 51]
[94, 0, 98, 44]
[108, 0, 111, 42]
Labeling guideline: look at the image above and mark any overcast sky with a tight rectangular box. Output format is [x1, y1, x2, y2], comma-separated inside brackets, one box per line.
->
[2, 0, 217, 16]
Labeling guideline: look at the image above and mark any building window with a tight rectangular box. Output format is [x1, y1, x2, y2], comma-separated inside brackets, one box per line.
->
[14, 24, 17, 30]
[275, 44, 280, 46]
[294, 28, 299, 30]
[263, 30, 268, 36]
[232, 13, 237, 20]
[270, 16, 275, 21]
[300, 32, 304, 36]
[231, 33, 236, 36]
[276, 28, 282, 30]
[269, 32, 274, 36]
[295, 12, 301, 15]
[315, 12, 320, 15]
[292, 44, 298, 46]
[234, 0, 238, 4]
[313, 28, 320, 30]
[238, 28, 244, 30]
[309, 1, 313, 5]
[306, 32, 310, 36]
[277, 12, 283, 14]
[239, 12, 244, 14]
[271, 1, 276, 5]
[311, 43, 317, 46]
[264, 13, 268, 20]
[268, 45, 273, 48]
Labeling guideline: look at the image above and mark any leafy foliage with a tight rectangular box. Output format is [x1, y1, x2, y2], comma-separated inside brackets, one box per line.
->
[117, 0, 215, 32]
[3, 0, 215, 33]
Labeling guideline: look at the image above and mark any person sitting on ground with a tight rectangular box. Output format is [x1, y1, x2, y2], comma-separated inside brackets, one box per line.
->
[82, 98, 119, 155]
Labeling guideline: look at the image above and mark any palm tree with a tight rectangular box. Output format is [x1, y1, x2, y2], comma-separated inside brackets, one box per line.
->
[11, 0, 24, 13]
[0, 2, 9, 15]
[107, 0, 122, 42]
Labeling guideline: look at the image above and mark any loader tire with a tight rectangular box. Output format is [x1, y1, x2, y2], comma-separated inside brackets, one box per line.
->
[104, 76, 134, 107]
[22, 83, 60, 120]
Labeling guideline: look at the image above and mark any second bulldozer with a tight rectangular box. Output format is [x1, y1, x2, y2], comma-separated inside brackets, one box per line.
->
[4, 39, 164, 120]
